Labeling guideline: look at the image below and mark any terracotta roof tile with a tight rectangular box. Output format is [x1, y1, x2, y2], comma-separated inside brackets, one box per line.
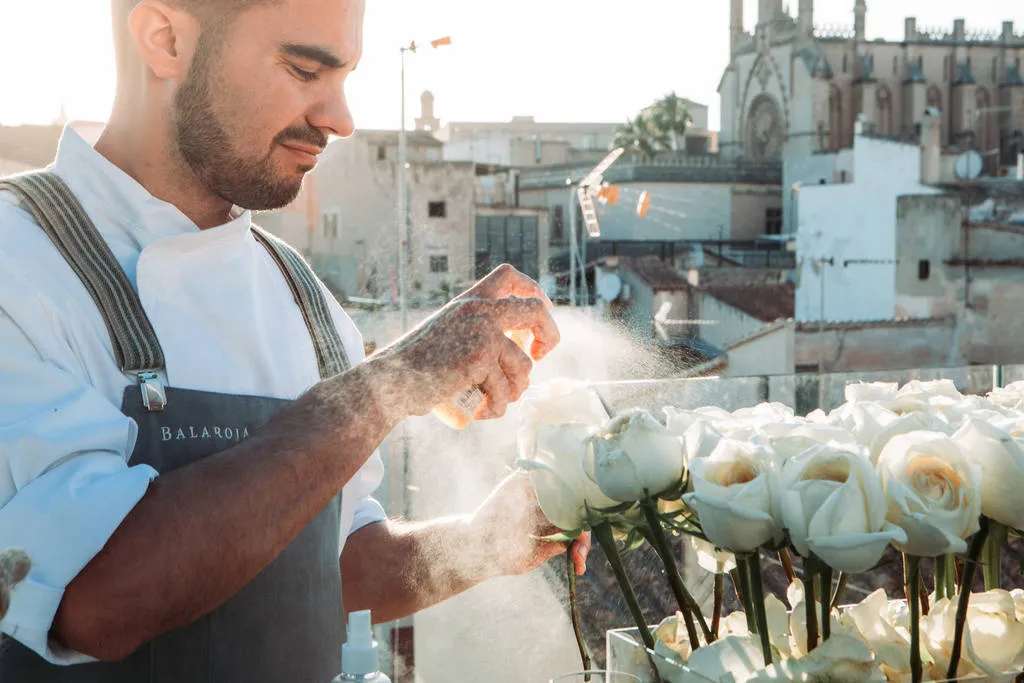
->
[703, 282, 795, 323]
[620, 256, 692, 293]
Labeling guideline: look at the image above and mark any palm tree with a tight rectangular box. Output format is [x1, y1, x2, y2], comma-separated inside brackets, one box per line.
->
[650, 92, 692, 153]
[614, 113, 667, 159]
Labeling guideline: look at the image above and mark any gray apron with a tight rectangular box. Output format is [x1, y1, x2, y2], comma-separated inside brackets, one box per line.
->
[0, 172, 352, 683]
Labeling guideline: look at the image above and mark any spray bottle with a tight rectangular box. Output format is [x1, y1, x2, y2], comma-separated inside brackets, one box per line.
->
[432, 330, 534, 429]
[332, 610, 390, 683]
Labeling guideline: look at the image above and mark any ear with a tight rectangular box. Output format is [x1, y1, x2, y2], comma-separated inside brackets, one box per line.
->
[127, 0, 201, 81]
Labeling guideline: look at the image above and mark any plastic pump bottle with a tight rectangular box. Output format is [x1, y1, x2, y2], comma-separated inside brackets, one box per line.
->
[332, 610, 391, 683]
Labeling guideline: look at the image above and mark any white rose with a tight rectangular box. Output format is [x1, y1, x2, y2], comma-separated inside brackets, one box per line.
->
[867, 410, 953, 464]
[827, 401, 899, 450]
[890, 379, 963, 414]
[664, 405, 733, 435]
[768, 423, 857, 464]
[517, 424, 618, 531]
[877, 431, 982, 556]
[682, 439, 782, 552]
[744, 634, 887, 683]
[780, 444, 907, 573]
[845, 381, 899, 405]
[584, 410, 684, 502]
[922, 590, 1024, 677]
[684, 634, 765, 683]
[839, 588, 913, 675]
[951, 418, 1024, 529]
[688, 535, 736, 574]
[989, 381, 1024, 411]
[516, 379, 609, 461]
[680, 420, 724, 467]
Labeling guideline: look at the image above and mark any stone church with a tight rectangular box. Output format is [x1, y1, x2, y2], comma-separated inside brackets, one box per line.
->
[718, 0, 1024, 172]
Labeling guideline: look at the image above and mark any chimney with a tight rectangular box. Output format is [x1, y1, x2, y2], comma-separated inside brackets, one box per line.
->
[953, 19, 965, 41]
[920, 109, 942, 184]
[905, 17, 917, 41]
[1004, 21, 1015, 43]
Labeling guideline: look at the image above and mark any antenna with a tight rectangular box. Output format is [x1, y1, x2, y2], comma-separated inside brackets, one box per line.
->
[568, 148, 625, 306]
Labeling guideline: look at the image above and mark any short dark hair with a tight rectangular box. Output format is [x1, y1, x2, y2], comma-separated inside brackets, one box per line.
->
[111, 0, 279, 74]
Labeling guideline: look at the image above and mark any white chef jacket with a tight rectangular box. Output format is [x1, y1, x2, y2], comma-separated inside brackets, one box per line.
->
[0, 125, 387, 664]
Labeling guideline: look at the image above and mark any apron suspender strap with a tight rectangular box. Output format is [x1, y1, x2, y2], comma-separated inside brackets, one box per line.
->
[0, 172, 166, 378]
[251, 226, 351, 378]
[2, 171, 351, 409]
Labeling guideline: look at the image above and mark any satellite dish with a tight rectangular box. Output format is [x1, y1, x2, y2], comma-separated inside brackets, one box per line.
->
[955, 150, 983, 180]
[596, 272, 622, 302]
[539, 274, 557, 298]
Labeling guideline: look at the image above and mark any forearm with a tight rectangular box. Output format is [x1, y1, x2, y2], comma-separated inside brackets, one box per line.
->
[341, 518, 499, 623]
[55, 360, 402, 661]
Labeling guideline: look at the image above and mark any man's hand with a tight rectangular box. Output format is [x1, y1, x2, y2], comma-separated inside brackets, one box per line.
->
[470, 474, 591, 577]
[370, 265, 560, 421]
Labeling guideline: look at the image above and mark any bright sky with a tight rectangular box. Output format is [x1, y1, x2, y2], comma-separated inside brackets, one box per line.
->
[1, 1, 1023, 132]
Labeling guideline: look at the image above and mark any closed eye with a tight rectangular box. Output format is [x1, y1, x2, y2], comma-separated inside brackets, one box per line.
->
[289, 64, 319, 82]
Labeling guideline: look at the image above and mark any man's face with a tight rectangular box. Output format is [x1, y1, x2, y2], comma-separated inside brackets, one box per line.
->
[172, 0, 363, 211]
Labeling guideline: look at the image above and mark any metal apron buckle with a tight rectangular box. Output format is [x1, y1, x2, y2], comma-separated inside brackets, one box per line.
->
[138, 371, 167, 412]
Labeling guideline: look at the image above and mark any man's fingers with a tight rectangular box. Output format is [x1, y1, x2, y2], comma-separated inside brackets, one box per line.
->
[572, 532, 592, 575]
[477, 369, 511, 420]
[473, 264, 554, 308]
[489, 298, 560, 361]
[497, 336, 532, 403]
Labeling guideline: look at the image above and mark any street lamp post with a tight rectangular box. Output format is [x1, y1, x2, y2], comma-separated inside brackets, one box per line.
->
[397, 37, 451, 334]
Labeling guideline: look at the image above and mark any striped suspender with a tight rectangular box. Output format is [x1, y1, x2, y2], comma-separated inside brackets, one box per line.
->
[0, 171, 351, 410]
[251, 227, 351, 377]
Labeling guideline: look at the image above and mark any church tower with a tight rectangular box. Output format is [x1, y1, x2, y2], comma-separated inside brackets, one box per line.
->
[414, 91, 440, 133]
[731, 0, 744, 55]
[854, 0, 867, 41]
[798, 0, 814, 39]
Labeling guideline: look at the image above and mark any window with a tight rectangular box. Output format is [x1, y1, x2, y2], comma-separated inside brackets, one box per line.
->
[993, 57, 999, 82]
[893, 55, 899, 76]
[322, 212, 339, 239]
[552, 205, 565, 242]
[429, 255, 449, 273]
[943, 56, 949, 81]
[377, 145, 387, 161]
[765, 207, 783, 236]
[428, 201, 446, 218]
[842, 54, 848, 73]
[918, 259, 930, 281]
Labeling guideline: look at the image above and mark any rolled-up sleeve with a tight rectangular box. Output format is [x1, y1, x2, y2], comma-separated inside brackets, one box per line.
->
[343, 450, 387, 541]
[0, 304, 157, 664]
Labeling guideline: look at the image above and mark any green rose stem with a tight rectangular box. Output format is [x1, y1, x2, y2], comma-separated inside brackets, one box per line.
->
[830, 572, 849, 610]
[945, 554, 956, 598]
[948, 518, 991, 680]
[983, 520, 1007, 591]
[592, 521, 655, 651]
[906, 555, 922, 683]
[639, 499, 710, 646]
[566, 553, 591, 676]
[779, 548, 796, 583]
[802, 556, 819, 652]
[734, 555, 757, 633]
[935, 554, 948, 601]
[818, 563, 833, 641]
[918, 575, 930, 616]
[712, 573, 724, 640]
[729, 568, 745, 605]
[745, 551, 773, 667]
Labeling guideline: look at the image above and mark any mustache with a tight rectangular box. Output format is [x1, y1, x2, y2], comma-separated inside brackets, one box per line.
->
[274, 126, 329, 151]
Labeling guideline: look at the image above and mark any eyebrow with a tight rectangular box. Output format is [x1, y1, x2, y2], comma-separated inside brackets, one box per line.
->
[279, 43, 350, 70]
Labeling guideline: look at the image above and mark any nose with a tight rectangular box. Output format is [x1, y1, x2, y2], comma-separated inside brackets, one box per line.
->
[310, 85, 355, 140]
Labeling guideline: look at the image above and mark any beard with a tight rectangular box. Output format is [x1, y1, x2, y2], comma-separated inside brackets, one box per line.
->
[172, 32, 327, 211]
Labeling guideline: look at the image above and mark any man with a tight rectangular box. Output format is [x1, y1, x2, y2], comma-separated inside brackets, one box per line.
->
[0, 0, 589, 680]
